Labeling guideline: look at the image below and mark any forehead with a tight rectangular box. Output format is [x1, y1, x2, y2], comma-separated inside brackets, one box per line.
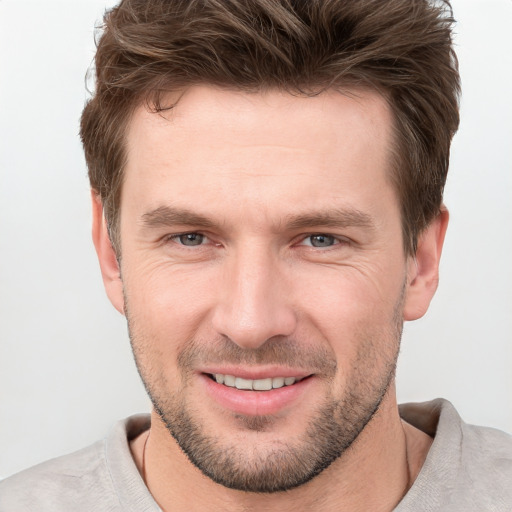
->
[127, 85, 392, 156]
[122, 86, 397, 225]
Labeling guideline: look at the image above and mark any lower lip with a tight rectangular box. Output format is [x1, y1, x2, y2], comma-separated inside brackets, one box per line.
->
[200, 374, 313, 416]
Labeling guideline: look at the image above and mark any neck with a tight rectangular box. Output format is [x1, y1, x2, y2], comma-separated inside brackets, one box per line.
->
[131, 386, 432, 512]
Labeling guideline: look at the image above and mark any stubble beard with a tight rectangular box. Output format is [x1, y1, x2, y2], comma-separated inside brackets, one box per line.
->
[126, 293, 404, 494]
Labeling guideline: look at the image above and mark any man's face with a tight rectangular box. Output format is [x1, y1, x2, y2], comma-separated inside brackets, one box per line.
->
[117, 86, 410, 492]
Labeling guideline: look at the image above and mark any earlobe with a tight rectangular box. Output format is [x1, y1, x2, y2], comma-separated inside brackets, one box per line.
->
[403, 208, 449, 321]
[91, 191, 125, 315]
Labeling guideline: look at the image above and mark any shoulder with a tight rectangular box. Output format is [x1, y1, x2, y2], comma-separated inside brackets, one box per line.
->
[433, 399, 512, 488]
[462, 418, 512, 455]
[0, 414, 152, 512]
[398, 399, 512, 511]
[0, 440, 120, 512]
[458, 420, 512, 497]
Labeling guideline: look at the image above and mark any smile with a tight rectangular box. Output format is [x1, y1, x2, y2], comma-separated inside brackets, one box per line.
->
[202, 371, 313, 415]
[210, 373, 306, 391]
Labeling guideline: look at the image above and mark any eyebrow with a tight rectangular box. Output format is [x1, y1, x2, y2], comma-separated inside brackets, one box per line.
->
[140, 205, 375, 232]
[141, 206, 217, 229]
[283, 208, 375, 231]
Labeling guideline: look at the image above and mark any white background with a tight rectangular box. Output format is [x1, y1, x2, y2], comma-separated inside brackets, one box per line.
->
[0, 0, 511, 478]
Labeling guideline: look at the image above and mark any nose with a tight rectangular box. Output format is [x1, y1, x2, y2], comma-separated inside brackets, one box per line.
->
[211, 246, 297, 349]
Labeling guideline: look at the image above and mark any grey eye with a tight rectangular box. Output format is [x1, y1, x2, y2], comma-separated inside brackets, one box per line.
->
[178, 233, 204, 246]
[308, 234, 336, 247]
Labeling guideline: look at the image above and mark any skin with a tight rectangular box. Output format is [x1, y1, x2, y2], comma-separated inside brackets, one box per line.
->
[92, 86, 447, 511]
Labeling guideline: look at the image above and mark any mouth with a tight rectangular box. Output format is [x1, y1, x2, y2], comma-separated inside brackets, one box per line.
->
[206, 373, 310, 391]
[201, 371, 314, 415]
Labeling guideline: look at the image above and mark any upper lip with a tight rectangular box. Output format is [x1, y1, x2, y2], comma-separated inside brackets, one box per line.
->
[199, 366, 314, 380]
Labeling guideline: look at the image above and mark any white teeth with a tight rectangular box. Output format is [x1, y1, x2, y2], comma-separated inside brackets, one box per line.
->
[252, 378, 272, 391]
[272, 377, 285, 389]
[235, 377, 253, 390]
[212, 374, 299, 390]
[224, 374, 236, 387]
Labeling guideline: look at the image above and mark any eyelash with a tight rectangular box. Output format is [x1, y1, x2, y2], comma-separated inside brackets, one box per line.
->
[299, 234, 345, 248]
[165, 232, 349, 249]
[166, 232, 210, 247]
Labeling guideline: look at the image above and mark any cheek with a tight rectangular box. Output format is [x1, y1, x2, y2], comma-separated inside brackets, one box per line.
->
[123, 261, 217, 348]
[298, 263, 401, 319]
[294, 264, 404, 357]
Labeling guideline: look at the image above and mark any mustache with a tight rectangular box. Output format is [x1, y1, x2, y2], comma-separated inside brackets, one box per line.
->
[177, 336, 338, 376]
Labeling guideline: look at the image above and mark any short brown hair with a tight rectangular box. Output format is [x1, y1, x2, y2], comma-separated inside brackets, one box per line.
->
[81, 0, 460, 255]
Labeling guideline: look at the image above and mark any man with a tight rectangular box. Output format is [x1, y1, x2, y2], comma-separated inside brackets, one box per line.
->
[1, 0, 511, 510]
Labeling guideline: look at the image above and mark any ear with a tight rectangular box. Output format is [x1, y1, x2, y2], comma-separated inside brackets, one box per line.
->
[91, 191, 125, 315]
[403, 207, 449, 321]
